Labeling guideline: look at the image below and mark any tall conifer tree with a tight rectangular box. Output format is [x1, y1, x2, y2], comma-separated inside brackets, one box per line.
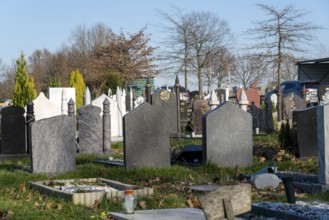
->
[13, 52, 37, 107]
[69, 69, 86, 108]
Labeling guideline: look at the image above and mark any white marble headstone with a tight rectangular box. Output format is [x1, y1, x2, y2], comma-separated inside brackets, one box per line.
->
[92, 94, 120, 137]
[48, 87, 76, 112]
[32, 92, 61, 121]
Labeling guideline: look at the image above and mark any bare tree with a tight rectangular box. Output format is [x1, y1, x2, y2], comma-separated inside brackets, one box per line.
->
[0, 61, 16, 99]
[281, 55, 298, 81]
[203, 47, 235, 90]
[158, 7, 194, 90]
[246, 4, 321, 121]
[231, 53, 269, 89]
[159, 9, 233, 96]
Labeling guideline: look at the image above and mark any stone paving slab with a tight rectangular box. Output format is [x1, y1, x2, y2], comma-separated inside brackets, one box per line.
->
[108, 208, 206, 220]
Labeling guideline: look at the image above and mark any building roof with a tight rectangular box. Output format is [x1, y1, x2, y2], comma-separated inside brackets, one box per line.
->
[296, 57, 329, 65]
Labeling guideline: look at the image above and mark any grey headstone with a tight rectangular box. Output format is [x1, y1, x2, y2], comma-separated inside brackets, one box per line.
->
[317, 105, 329, 185]
[0, 106, 26, 154]
[78, 105, 103, 154]
[252, 173, 282, 190]
[283, 92, 304, 120]
[293, 107, 317, 157]
[202, 102, 253, 167]
[192, 100, 210, 134]
[151, 89, 177, 134]
[124, 102, 171, 169]
[31, 115, 76, 175]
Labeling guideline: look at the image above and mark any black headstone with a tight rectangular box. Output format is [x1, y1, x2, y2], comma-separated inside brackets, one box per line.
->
[1, 106, 26, 154]
[292, 107, 317, 157]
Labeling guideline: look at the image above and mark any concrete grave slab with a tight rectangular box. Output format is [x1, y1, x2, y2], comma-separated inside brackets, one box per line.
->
[200, 184, 251, 220]
[109, 208, 206, 220]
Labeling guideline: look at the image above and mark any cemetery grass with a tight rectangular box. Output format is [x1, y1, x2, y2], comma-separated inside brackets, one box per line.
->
[0, 134, 324, 220]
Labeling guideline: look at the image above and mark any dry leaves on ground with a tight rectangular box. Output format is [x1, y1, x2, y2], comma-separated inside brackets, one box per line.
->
[138, 200, 147, 209]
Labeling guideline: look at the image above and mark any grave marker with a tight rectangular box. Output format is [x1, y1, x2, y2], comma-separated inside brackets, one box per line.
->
[124, 103, 171, 169]
[78, 105, 103, 154]
[0, 106, 26, 154]
[192, 100, 210, 134]
[202, 102, 253, 167]
[31, 115, 76, 175]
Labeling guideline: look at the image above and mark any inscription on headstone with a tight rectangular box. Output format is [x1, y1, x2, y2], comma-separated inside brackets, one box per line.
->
[151, 89, 177, 134]
[1, 106, 26, 154]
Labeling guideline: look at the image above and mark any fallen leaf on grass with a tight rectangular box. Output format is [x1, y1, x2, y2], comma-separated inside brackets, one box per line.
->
[25, 194, 32, 202]
[57, 204, 63, 210]
[0, 210, 14, 220]
[138, 201, 147, 209]
[45, 202, 53, 210]
[19, 184, 26, 192]
[92, 199, 101, 209]
[259, 157, 266, 164]
[187, 199, 194, 208]
[158, 200, 164, 208]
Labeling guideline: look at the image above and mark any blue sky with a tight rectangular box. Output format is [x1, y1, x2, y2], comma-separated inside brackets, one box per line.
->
[1, 0, 328, 86]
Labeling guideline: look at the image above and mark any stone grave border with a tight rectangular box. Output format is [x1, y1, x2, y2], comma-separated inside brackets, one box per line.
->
[29, 177, 153, 207]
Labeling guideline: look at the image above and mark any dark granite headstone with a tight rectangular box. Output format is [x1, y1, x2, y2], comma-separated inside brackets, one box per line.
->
[249, 102, 273, 133]
[0, 106, 26, 154]
[202, 102, 253, 167]
[180, 100, 188, 121]
[180, 100, 188, 133]
[78, 105, 103, 154]
[126, 94, 131, 111]
[31, 115, 76, 175]
[292, 107, 317, 157]
[192, 100, 210, 134]
[123, 102, 171, 169]
[283, 92, 304, 120]
[151, 89, 177, 134]
[217, 89, 226, 103]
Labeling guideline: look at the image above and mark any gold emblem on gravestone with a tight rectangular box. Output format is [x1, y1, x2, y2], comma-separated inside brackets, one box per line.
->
[160, 90, 170, 101]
